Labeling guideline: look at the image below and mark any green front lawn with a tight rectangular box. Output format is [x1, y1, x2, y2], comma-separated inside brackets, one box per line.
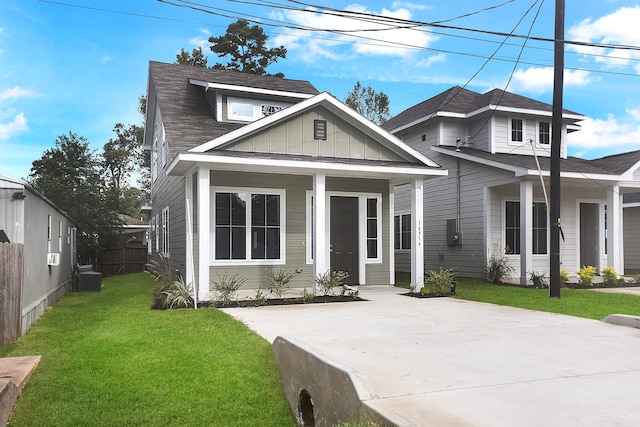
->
[454, 278, 640, 320]
[0, 273, 294, 426]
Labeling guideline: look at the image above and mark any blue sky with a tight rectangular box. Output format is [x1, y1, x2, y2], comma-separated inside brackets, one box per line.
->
[2, 0, 640, 181]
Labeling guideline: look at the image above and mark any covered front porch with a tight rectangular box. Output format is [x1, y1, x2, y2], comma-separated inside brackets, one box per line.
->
[174, 154, 445, 301]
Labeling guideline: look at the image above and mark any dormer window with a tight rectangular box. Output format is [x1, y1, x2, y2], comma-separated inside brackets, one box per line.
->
[510, 118, 524, 143]
[538, 121, 550, 145]
[261, 105, 283, 117]
[227, 96, 290, 122]
[230, 101, 253, 120]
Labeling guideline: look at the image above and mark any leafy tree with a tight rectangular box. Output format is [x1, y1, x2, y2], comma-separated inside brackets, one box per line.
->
[209, 19, 287, 77]
[28, 132, 122, 259]
[102, 123, 143, 190]
[175, 46, 208, 67]
[345, 81, 391, 125]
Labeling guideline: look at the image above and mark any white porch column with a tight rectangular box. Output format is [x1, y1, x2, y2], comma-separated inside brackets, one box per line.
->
[197, 167, 210, 301]
[389, 182, 395, 285]
[185, 173, 195, 304]
[520, 180, 533, 285]
[313, 172, 327, 295]
[607, 184, 622, 273]
[410, 178, 424, 291]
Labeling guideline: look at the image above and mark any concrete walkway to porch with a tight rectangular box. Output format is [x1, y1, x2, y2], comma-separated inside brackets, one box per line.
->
[222, 286, 640, 427]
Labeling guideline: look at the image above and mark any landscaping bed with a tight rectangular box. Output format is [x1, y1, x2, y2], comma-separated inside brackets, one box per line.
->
[207, 294, 366, 308]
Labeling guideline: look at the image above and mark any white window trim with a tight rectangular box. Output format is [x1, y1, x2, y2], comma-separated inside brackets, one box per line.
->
[211, 186, 286, 266]
[58, 221, 63, 252]
[161, 207, 170, 256]
[227, 96, 291, 122]
[503, 199, 520, 257]
[508, 117, 526, 145]
[394, 211, 412, 252]
[306, 190, 314, 265]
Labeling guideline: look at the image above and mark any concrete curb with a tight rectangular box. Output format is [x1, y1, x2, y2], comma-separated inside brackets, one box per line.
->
[602, 314, 640, 329]
[0, 356, 41, 426]
[273, 335, 414, 427]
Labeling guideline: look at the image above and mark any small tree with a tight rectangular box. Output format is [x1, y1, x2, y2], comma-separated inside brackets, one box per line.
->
[345, 81, 391, 125]
[209, 19, 287, 77]
[175, 46, 208, 67]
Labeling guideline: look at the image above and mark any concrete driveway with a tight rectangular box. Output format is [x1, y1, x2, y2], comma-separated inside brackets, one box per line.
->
[222, 286, 640, 426]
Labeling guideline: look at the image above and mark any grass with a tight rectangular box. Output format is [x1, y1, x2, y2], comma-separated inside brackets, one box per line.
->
[454, 278, 640, 320]
[395, 273, 640, 320]
[0, 272, 294, 427]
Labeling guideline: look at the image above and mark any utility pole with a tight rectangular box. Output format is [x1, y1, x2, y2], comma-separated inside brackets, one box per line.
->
[549, 0, 565, 298]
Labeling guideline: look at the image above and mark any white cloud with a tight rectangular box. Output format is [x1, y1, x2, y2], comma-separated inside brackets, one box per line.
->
[270, 3, 436, 61]
[391, 2, 430, 12]
[567, 110, 640, 154]
[568, 6, 640, 72]
[0, 86, 38, 102]
[510, 67, 596, 94]
[188, 28, 212, 49]
[0, 112, 28, 140]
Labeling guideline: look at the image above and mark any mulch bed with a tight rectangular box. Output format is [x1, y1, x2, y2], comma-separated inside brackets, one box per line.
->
[403, 292, 455, 299]
[205, 295, 366, 308]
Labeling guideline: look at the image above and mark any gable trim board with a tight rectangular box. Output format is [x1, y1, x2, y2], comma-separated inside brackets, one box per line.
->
[189, 79, 315, 100]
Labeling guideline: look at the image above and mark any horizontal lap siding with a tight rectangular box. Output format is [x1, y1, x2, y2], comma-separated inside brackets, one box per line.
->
[624, 207, 640, 270]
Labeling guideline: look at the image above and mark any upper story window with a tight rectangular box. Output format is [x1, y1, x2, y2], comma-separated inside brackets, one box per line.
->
[227, 97, 289, 122]
[538, 121, 550, 145]
[510, 118, 524, 143]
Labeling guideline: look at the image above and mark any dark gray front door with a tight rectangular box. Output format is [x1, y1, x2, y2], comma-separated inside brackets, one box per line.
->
[330, 196, 359, 285]
[580, 203, 599, 269]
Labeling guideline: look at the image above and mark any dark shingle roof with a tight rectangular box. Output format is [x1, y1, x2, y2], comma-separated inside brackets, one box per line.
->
[382, 86, 583, 132]
[148, 61, 319, 156]
[443, 146, 640, 176]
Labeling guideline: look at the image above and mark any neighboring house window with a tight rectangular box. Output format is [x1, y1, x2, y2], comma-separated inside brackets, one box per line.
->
[538, 121, 551, 145]
[505, 201, 520, 254]
[366, 198, 378, 259]
[532, 202, 547, 255]
[510, 118, 524, 143]
[161, 208, 169, 255]
[59, 221, 63, 251]
[213, 187, 285, 264]
[394, 213, 411, 250]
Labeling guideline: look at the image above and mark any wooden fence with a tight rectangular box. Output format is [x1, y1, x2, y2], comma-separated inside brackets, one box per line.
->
[96, 245, 148, 277]
[0, 243, 23, 345]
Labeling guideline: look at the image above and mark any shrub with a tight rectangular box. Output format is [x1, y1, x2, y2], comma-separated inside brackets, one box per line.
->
[528, 270, 547, 288]
[314, 270, 348, 296]
[253, 288, 267, 306]
[577, 265, 597, 286]
[265, 269, 297, 298]
[212, 273, 247, 305]
[147, 255, 193, 309]
[560, 268, 570, 284]
[298, 287, 315, 303]
[485, 243, 514, 284]
[602, 266, 618, 286]
[420, 268, 456, 295]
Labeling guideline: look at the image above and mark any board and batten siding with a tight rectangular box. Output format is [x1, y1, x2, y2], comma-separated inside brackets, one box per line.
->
[228, 107, 405, 162]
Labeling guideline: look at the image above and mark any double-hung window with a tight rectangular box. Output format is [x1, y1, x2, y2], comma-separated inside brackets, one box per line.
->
[505, 201, 520, 254]
[161, 207, 169, 255]
[213, 187, 284, 264]
[511, 118, 524, 143]
[532, 202, 548, 254]
[505, 201, 548, 255]
[394, 213, 411, 250]
[538, 121, 550, 145]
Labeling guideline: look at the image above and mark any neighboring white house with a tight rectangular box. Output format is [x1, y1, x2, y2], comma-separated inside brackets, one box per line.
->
[383, 86, 640, 284]
[0, 174, 76, 339]
[143, 61, 446, 299]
